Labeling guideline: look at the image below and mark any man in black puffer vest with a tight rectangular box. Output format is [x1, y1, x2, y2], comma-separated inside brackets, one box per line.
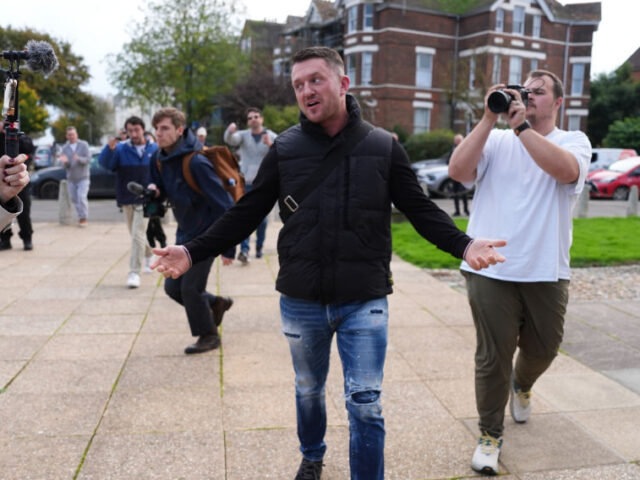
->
[151, 47, 506, 480]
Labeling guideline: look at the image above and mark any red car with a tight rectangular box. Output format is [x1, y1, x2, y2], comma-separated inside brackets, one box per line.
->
[586, 157, 640, 200]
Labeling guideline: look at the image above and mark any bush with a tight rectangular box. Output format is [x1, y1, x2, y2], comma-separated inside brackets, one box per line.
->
[262, 104, 300, 134]
[404, 129, 455, 162]
[603, 117, 640, 152]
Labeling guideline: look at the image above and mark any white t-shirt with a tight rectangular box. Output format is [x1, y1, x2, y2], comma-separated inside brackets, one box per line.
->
[460, 127, 591, 282]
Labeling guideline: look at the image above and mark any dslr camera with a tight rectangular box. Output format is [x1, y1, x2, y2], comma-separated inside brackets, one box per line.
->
[487, 85, 531, 113]
[127, 181, 166, 219]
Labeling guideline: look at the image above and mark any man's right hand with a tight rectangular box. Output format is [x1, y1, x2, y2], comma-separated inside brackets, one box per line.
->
[108, 137, 118, 150]
[227, 122, 237, 134]
[150, 245, 191, 279]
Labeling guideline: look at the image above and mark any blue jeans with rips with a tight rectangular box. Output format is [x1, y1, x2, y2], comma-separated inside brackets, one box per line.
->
[280, 295, 388, 480]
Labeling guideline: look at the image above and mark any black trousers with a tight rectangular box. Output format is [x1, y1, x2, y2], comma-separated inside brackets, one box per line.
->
[164, 256, 220, 337]
[0, 184, 32, 242]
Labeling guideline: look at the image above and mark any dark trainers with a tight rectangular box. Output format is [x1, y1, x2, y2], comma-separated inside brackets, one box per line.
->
[211, 297, 233, 327]
[295, 458, 323, 480]
[0, 239, 12, 250]
[237, 251, 249, 265]
[256, 248, 263, 259]
[184, 333, 220, 354]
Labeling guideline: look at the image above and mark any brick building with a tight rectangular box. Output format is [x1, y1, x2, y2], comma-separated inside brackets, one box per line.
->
[243, 0, 601, 135]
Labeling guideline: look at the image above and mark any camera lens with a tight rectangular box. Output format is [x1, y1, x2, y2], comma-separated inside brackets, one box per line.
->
[487, 90, 512, 113]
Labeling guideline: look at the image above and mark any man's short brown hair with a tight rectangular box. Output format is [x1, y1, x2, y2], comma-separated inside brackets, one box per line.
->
[152, 107, 186, 129]
[528, 70, 564, 99]
[292, 46, 344, 76]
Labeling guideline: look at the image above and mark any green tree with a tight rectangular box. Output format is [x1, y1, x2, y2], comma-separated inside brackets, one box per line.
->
[587, 63, 640, 147]
[262, 105, 300, 134]
[16, 83, 48, 135]
[109, 0, 247, 124]
[602, 117, 640, 152]
[0, 26, 94, 115]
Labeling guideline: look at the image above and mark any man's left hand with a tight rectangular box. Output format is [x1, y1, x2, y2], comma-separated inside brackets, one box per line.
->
[464, 239, 507, 270]
[0, 154, 29, 203]
[221, 256, 233, 266]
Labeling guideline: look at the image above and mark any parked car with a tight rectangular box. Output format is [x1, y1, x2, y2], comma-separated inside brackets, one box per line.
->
[586, 156, 640, 200]
[415, 163, 474, 198]
[410, 156, 448, 174]
[30, 151, 116, 199]
[589, 148, 637, 172]
[33, 146, 55, 170]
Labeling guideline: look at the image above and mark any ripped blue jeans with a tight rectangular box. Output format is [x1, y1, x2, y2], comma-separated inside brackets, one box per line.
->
[280, 295, 388, 480]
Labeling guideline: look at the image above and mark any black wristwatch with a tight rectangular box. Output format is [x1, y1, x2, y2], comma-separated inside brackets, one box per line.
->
[514, 120, 531, 136]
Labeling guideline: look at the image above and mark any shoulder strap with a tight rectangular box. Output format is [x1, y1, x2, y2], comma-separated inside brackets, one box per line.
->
[182, 151, 203, 195]
[280, 121, 374, 223]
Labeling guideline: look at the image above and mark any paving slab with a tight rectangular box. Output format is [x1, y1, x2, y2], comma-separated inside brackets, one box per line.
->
[116, 355, 221, 390]
[520, 462, 640, 480]
[570, 406, 640, 460]
[77, 431, 225, 480]
[0, 434, 90, 480]
[36, 333, 136, 361]
[0, 334, 49, 360]
[0, 314, 66, 335]
[602, 368, 640, 394]
[59, 313, 144, 334]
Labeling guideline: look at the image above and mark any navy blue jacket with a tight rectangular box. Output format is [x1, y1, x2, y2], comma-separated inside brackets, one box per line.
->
[150, 128, 234, 258]
[99, 140, 158, 205]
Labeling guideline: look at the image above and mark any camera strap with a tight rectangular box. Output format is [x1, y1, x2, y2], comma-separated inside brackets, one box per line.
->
[279, 121, 373, 223]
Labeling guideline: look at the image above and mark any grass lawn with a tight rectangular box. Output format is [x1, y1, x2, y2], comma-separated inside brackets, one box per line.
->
[391, 216, 640, 269]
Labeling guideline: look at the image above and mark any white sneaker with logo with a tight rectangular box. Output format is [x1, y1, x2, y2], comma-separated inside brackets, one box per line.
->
[471, 432, 502, 475]
[510, 374, 532, 423]
[144, 256, 153, 274]
[126, 272, 140, 288]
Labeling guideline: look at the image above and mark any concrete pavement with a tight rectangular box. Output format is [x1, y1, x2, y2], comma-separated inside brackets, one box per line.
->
[1, 219, 639, 479]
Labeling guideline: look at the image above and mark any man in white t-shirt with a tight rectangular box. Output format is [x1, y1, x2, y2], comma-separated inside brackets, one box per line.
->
[449, 70, 591, 475]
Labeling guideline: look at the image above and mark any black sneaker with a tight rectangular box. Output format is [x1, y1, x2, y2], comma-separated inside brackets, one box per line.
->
[295, 458, 323, 480]
[211, 297, 233, 327]
[256, 248, 263, 259]
[0, 239, 12, 250]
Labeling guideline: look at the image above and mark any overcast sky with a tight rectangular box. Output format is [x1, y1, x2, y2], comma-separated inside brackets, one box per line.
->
[1, 0, 637, 97]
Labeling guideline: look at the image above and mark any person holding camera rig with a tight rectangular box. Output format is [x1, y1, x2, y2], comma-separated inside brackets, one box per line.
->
[99, 116, 159, 288]
[449, 70, 591, 475]
[0, 153, 30, 232]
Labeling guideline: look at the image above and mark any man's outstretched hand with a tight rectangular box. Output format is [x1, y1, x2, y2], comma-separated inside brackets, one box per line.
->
[464, 239, 507, 270]
[150, 246, 191, 279]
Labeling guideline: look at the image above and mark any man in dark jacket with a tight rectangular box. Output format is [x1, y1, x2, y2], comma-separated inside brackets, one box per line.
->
[151, 48, 506, 480]
[99, 116, 158, 288]
[0, 122, 35, 250]
[148, 107, 234, 354]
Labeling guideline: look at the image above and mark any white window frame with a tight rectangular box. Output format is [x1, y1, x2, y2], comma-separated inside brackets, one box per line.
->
[415, 53, 433, 89]
[509, 56, 522, 85]
[361, 52, 373, 85]
[348, 5, 358, 34]
[414, 108, 431, 134]
[346, 54, 357, 84]
[492, 54, 502, 84]
[567, 115, 581, 131]
[496, 8, 504, 32]
[513, 6, 525, 35]
[532, 15, 541, 38]
[571, 63, 585, 96]
[363, 4, 374, 31]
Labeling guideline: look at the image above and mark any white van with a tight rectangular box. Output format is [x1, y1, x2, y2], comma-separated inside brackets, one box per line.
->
[590, 148, 637, 172]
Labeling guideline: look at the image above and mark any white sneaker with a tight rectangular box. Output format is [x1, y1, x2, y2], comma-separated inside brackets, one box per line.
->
[471, 432, 502, 475]
[144, 256, 153, 274]
[510, 374, 532, 423]
[126, 272, 140, 288]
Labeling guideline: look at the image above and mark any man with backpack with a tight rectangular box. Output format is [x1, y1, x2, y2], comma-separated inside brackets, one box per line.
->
[148, 107, 234, 354]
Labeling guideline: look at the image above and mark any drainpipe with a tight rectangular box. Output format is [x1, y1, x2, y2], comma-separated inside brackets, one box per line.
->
[561, 22, 573, 130]
[451, 15, 460, 130]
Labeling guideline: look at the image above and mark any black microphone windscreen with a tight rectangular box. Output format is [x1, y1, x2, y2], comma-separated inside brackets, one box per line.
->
[127, 181, 145, 196]
[24, 40, 58, 76]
